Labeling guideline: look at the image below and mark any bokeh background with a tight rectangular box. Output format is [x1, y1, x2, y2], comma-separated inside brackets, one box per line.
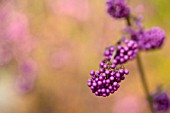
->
[0, 0, 170, 113]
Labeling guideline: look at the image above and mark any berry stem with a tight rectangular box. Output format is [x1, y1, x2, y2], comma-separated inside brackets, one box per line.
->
[126, 15, 131, 26]
[110, 49, 117, 61]
[125, 16, 155, 113]
[110, 39, 122, 62]
[136, 54, 155, 113]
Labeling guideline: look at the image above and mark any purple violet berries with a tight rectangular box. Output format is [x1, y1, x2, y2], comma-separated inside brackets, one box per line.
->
[88, 38, 137, 97]
[88, 0, 166, 99]
[103, 39, 138, 65]
[88, 66, 129, 97]
[107, 0, 130, 18]
[137, 27, 165, 50]
[127, 21, 165, 50]
[152, 91, 170, 112]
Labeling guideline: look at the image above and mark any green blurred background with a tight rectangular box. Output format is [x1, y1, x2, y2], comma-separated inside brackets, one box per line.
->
[0, 0, 170, 113]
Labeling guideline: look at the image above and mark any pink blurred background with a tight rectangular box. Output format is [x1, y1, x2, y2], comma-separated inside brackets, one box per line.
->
[0, 0, 170, 113]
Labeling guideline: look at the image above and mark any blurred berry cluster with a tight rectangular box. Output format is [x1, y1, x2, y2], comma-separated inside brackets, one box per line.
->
[0, 1, 38, 94]
[107, 0, 130, 18]
[152, 91, 170, 112]
[126, 19, 165, 50]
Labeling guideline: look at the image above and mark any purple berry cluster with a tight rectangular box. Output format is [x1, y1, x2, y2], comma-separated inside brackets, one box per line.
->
[126, 19, 165, 50]
[107, 0, 130, 18]
[88, 39, 139, 97]
[103, 39, 138, 65]
[88, 0, 166, 100]
[137, 27, 165, 50]
[88, 65, 129, 97]
[152, 92, 170, 111]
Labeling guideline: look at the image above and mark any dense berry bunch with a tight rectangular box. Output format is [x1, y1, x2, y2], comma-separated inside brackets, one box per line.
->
[87, 39, 138, 97]
[103, 39, 138, 65]
[106, 0, 130, 18]
[88, 65, 129, 97]
[152, 92, 170, 111]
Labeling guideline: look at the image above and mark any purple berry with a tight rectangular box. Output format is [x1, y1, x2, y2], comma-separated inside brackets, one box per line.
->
[125, 69, 129, 75]
[90, 70, 95, 76]
[110, 76, 114, 81]
[116, 73, 120, 78]
[92, 82, 97, 87]
[88, 82, 92, 87]
[98, 81, 102, 86]
[113, 82, 118, 86]
[105, 70, 110, 75]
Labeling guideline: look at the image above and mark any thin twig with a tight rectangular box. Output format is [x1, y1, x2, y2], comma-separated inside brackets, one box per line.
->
[136, 54, 155, 113]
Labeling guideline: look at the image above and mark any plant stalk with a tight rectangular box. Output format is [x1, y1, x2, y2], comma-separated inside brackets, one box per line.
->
[136, 54, 155, 113]
[125, 16, 155, 113]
